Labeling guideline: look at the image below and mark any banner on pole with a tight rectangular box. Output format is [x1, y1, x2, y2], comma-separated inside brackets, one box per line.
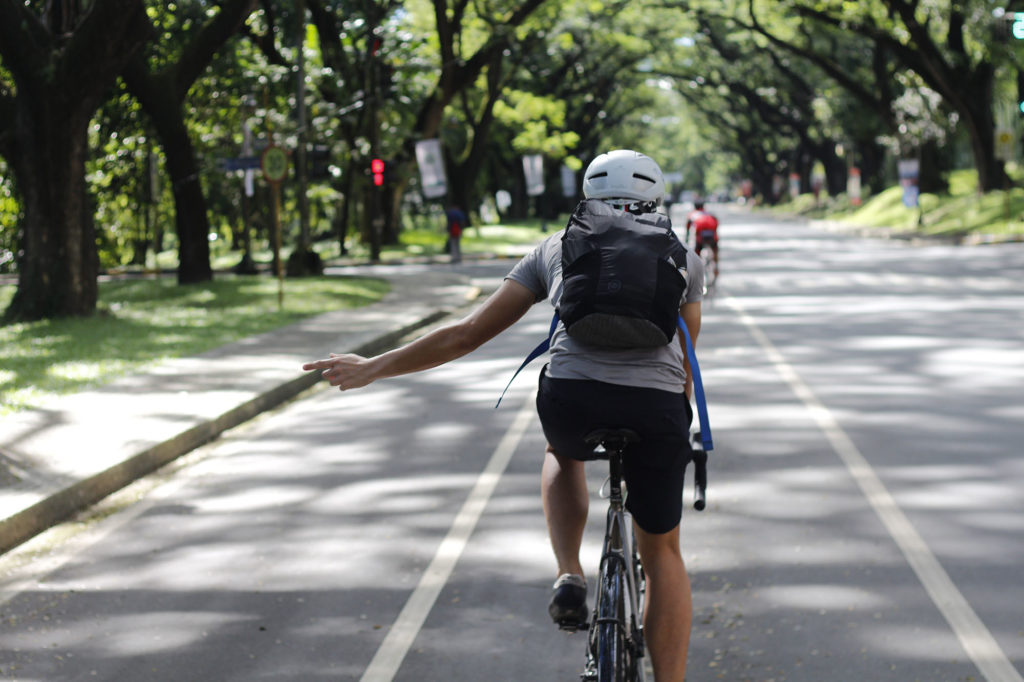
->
[560, 165, 576, 198]
[416, 139, 448, 199]
[523, 155, 545, 196]
[847, 167, 862, 206]
[898, 159, 920, 208]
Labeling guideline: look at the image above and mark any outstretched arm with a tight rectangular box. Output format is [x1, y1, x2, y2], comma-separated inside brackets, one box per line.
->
[303, 279, 537, 391]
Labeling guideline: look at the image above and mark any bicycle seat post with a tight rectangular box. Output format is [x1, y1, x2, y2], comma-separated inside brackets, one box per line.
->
[584, 427, 641, 507]
[605, 447, 623, 505]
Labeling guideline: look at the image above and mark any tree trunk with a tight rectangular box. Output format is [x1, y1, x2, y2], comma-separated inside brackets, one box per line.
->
[5, 100, 98, 319]
[917, 140, 949, 195]
[0, 0, 150, 321]
[157, 108, 213, 283]
[123, 67, 213, 284]
[964, 100, 1004, 193]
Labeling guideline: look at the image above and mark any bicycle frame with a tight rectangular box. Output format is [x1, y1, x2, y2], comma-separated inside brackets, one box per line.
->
[582, 444, 647, 682]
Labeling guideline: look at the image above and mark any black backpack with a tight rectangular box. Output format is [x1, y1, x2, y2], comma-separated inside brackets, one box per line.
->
[559, 199, 689, 348]
[496, 200, 714, 454]
[497, 199, 714, 494]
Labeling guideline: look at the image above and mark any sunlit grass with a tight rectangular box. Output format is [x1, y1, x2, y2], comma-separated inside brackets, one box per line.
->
[0, 275, 388, 415]
[108, 216, 558, 273]
[332, 217, 560, 261]
[776, 168, 1024, 240]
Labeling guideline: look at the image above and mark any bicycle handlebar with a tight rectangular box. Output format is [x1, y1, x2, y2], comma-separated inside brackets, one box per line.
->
[692, 448, 707, 511]
[690, 431, 708, 511]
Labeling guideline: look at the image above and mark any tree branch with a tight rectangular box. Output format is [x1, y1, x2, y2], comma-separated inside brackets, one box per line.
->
[0, 0, 51, 81]
[174, 0, 257, 96]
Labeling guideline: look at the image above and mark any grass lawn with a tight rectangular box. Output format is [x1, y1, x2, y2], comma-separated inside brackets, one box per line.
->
[772, 169, 1024, 241]
[195, 217, 560, 270]
[0, 275, 389, 416]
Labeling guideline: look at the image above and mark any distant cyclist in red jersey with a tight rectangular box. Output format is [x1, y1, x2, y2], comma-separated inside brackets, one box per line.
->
[686, 200, 719, 277]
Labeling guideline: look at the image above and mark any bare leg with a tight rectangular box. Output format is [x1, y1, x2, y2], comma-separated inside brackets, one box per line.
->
[541, 445, 588, 578]
[636, 524, 691, 682]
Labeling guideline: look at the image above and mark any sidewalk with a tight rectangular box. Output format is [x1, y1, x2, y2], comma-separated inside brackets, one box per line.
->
[0, 265, 482, 554]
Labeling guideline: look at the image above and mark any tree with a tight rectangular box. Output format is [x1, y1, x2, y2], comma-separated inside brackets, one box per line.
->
[771, 0, 1012, 192]
[122, 0, 257, 284]
[383, 0, 552, 244]
[0, 0, 150, 320]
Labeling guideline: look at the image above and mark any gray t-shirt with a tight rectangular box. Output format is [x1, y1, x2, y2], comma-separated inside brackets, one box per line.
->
[506, 219, 704, 394]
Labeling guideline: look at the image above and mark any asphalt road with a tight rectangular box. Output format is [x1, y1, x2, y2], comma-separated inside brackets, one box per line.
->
[1, 209, 1022, 682]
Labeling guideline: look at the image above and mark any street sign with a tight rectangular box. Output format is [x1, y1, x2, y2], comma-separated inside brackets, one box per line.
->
[995, 129, 1016, 162]
[220, 156, 261, 172]
[261, 145, 289, 184]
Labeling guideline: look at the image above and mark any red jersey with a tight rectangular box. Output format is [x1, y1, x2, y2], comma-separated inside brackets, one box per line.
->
[687, 210, 718, 236]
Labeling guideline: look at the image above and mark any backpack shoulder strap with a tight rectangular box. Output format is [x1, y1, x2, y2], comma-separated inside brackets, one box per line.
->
[495, 311, 559, 408]
[678, 314, 713, 452]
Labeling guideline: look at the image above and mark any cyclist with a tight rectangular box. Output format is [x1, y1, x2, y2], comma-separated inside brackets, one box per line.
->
[303, 149, 705, 682]
[686, 200, 719, 278]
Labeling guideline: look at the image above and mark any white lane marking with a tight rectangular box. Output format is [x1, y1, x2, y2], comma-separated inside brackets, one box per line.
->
[359, 389, 536, 682]
[726, 295, 1022, 682]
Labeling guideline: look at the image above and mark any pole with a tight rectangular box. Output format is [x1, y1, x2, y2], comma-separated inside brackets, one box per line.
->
[295, 0, 311, 256]
[272, 180, 284, 309]
[365, 25, 383, 262]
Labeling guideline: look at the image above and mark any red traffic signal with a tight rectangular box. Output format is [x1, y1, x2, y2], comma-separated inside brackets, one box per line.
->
[371, 158, 385, 186]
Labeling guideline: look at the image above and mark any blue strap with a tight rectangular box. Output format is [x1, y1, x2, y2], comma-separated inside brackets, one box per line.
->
[495, 311, 559, 408]
[679, 314, 713, 452]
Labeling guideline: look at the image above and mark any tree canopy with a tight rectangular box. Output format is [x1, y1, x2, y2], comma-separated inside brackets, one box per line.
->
[2, 0, 1022, 319]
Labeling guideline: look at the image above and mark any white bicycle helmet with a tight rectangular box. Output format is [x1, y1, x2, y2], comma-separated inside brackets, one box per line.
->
[582, 149, 665, 210]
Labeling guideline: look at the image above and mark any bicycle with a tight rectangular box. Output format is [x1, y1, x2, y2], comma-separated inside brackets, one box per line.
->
[560, 428, 709, 682]
[570, 428, 647, 682]
[697, 233, 717, 295]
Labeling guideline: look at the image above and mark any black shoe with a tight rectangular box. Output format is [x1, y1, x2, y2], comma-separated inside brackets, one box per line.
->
[549, 574, 588, 630]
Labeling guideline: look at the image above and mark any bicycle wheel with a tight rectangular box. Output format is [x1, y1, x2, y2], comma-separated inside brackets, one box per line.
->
[627, 527, 647, 681]
[700, 245, 716, 291]
[596, 554, 627, 682]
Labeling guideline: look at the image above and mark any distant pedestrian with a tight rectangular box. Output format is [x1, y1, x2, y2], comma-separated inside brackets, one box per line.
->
[445, 205, 469, 264]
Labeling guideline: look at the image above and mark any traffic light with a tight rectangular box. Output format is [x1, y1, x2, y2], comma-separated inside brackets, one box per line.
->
[371, 158, 385, 186]
[369, 36, 383, 57]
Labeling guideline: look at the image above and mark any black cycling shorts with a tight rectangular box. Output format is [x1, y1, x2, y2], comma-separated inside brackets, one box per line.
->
[535, 371, 693, 534]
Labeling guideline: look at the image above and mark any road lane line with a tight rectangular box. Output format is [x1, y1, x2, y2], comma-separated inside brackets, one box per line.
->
[726, 295, 1023, 682]
[359, 389, 537, 682]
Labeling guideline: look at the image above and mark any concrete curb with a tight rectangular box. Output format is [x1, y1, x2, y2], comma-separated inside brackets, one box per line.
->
[0, 310, 451, 555]
[0, 311, 456, 557]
